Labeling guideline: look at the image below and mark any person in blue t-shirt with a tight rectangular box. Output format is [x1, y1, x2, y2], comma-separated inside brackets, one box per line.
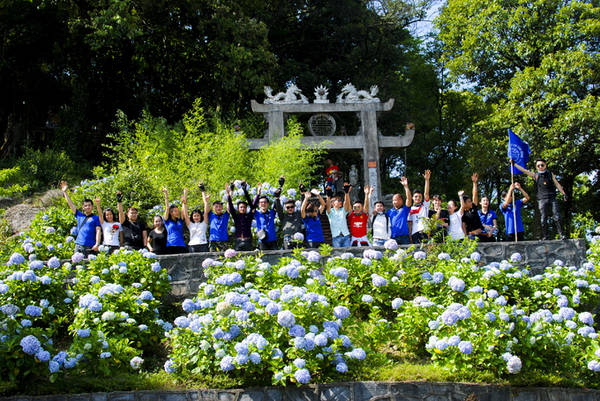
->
[253, 181, 278, 251]
[301, 188, 326, 248]
[386, 176, 412, 245]
[162, 187, 188, 254]
[208, 192, 231, 252]
[478, 196, 498, 241]
[61, 181, 101, 256]
[501, 182, 530, 242]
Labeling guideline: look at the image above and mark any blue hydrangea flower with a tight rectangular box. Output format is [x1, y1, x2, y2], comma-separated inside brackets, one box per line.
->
[333, 306, 350, 320]
[371, 274, 387, 287]
[49, 360, 60, 373]
[336, 362, 348, 373]
[361, 294, 374, 303]
[506, 355, 522, 373]
[294, 368, 311, 384]
[130, 356, 144, 370]
[20, 335, 41, 355]
[220, 356, 235, 371]
[25, 305, 42, 317]
[21, 319, 32, 327]
[458, 341, 473, 354]
[448, 276, 465, 292]
[77, 329, 91, 338]
[391, 298, 403, 309]
[164, 359, 176, 373]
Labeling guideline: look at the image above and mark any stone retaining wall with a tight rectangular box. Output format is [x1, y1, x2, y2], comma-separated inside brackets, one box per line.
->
[161, 239, 586, 300]
[3, 381, 600, 401]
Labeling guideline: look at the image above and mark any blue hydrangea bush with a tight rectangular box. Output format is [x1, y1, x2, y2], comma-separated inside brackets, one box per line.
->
[164, 249, 366, 385]
[0, 210, 171, 384]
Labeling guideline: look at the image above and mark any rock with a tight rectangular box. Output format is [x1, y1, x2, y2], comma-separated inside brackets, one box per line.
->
[4, 204, 43, 234]
[39, 189, 64, 207]
[0, 196, 16, 209]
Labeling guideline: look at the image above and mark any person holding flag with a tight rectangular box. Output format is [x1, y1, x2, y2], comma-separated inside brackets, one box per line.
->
[508, 129, 567, 240]
[501, 182, 530, 242]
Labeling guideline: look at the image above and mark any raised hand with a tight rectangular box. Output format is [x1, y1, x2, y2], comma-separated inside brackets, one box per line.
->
[471, 173, 478, 183]
[400, 176, 408, 186]
[458, 190, 465, 197]
[278, 176, 285, 187]
[198, 182, 206, 192]
[423, 170, 431, 180]
[60, 180, 69, 192]
[343, 182, 351, 193]
[225, 184, 232, 195]
[514, 182, 522, 190]
[94, 196, 101, 204]
[162, 187, 168, 194]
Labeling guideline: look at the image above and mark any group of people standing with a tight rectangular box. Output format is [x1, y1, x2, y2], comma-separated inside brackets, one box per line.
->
[59, 157, 566, 256]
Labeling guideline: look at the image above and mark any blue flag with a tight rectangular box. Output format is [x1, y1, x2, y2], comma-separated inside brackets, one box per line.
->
[508, 129, 530, 175]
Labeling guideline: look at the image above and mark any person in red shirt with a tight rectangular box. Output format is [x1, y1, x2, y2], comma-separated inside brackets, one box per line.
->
[325, 159, 340, 188]
[348, 186, 373, 246]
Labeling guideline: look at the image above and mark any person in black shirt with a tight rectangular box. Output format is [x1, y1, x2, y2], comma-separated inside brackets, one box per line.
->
[147, 215, 167, 255]
[511, 158, 567, 240]
[461, 173, 489, 242]
[226, 181, 255, 251]
[117, 192, 148, 250]
[428, 194, 449, 242]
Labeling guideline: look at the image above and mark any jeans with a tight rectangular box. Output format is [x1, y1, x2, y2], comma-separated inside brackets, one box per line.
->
[189, 244, 209, 253]
[393, 235, 410, 245]
[538, 198, 563, 239]
[234, 238, 254, 251]
[74, 244, 94, 257]
[259, 241, 277, 251]
[411, 232, 427, 244]
[306, 241, 322, 248]
[332, 235, 351, 248]
[210, 241, 229, 252]
[373, 238, 386, 246]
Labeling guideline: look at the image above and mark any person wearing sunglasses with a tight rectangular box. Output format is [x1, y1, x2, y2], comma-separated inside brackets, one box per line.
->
[511, 158, 566, 240]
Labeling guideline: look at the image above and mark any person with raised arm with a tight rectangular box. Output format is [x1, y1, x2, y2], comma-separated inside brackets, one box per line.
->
[117, 191, 148, 250]
[326, 182, 352, 248]
[184, 186, 210, 253]
[501, 182, 530, 242]
[447, 190, 466, 240]
[226, 181, 255, 251]
[207, 184, 230, 252]
[94, 196, 122, 253]
[386, 176, 412, 245]
[162, 187, 188, 254]
[511, 158, 566, 239]
[301, 187, 326, 248]
[408, 170, 431, 243]
[61, 180, 101, 256]
[461, 173, 487, 242]
[347, 186, 373, 246]
[274, 179, 305, 250]
[253, 181, 279, 251]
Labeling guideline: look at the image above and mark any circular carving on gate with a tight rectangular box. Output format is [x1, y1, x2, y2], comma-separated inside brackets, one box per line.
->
[308, 113, 336, 136]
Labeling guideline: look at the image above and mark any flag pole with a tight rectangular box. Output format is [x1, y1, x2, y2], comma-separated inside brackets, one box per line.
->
[509, 133, 518, 243]
[510, 165, 518, 243]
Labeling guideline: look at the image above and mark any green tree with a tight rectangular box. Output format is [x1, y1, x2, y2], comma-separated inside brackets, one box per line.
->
[436, 0, 600, 232]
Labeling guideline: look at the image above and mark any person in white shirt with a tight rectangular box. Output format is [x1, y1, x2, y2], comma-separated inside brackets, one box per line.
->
[326, 183, 352, 248]
[447, 190, 466, 240]
[372, 201, 391, 246]
[408, 170, 431, 243]
[184, 190, 210, 253]
[94, 196, 123, 253]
